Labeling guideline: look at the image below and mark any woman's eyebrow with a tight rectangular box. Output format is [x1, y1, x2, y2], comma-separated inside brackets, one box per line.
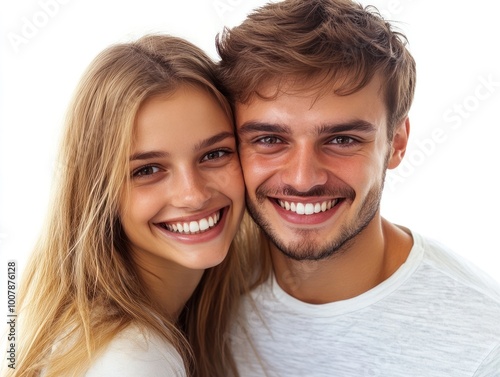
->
[193, 131, 235, 151]
[129, 150, 170, 161]
[129, 132, 235, 161]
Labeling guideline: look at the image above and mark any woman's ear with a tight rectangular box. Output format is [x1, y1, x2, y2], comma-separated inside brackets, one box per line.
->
[387, 117, 410, 169]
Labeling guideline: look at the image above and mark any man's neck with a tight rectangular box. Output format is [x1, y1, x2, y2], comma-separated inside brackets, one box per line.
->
[271, 217, 413, 304]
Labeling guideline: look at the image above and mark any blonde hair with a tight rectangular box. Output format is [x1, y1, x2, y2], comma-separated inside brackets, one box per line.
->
[8, 34, 255, 377]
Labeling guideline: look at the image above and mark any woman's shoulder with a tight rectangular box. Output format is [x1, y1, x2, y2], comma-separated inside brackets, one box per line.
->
[84, 325, 186, 377]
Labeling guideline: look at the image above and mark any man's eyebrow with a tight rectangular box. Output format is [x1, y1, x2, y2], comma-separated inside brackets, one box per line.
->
[238, 122, 291, 135]
[193, 131, 235, 151]
[316, 120, 377, 135]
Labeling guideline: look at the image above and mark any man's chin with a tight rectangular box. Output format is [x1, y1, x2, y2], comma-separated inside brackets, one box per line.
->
[247, 202, 339, 260]
[266, 230, 348, 261]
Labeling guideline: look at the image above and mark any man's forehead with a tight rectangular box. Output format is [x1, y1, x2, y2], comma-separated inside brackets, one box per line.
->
[235, 73, 385, 109]
[234, 74, 388, 133]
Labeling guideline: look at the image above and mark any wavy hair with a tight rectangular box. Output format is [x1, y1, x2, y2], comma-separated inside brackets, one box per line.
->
[7, 34, 255, 377]
[216, 0, 416, 137]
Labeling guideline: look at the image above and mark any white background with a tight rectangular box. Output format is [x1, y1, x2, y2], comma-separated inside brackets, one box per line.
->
[1, 0, 499, 311]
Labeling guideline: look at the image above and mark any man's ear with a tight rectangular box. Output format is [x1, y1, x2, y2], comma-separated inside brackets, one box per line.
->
[387, 117, 410, 169]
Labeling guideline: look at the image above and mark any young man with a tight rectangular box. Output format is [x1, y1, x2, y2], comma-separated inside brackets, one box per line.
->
[217, 0, 500, 376]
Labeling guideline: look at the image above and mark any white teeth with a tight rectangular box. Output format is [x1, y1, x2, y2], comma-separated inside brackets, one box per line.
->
[278, 200, 338, 215]
[189, 221, 200, 233]
[163, 211, 222, 234]
[199, 218, 209, 231]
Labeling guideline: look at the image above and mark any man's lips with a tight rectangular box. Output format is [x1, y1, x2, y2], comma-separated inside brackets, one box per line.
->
[275, 198, 340, 215]
[269, 197, 344, 225]
[156, 208, 224, 235]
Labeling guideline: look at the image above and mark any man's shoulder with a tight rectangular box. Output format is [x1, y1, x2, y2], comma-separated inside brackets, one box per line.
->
[414, 232, 500, 304]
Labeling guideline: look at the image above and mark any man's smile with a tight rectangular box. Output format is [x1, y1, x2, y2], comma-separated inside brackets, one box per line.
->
[276, 198, 340, 215]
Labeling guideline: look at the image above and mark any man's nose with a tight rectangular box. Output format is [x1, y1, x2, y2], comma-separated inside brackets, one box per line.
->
[281, 143, 328, 193]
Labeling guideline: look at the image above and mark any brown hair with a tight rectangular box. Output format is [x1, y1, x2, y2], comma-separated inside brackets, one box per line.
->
[216, 0, 416, 136]
[7, 34, 251, 377]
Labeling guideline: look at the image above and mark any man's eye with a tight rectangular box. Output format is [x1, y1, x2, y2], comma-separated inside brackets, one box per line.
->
[132, 165, 160, 177]
[201, 149, 231, 162]
[329, 136, 355, 145]
[256, 136, 282, 144]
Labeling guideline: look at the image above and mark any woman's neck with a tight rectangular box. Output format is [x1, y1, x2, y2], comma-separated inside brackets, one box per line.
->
[133, 256, 205, 319]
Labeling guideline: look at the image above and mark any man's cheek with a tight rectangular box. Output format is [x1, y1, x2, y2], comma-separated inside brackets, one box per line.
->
[241, 157, 268, 180]
[238, 148, 260, 173]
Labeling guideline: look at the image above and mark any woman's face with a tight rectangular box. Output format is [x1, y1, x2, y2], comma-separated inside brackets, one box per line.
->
[120, 85, 245, 272]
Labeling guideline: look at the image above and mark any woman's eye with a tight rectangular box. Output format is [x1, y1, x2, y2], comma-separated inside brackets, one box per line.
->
[132, 165, 160, 177]
[201, 149, 231, 162]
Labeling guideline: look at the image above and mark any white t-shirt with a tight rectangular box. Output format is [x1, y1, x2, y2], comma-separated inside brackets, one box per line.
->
[230, 232, 500, 376]
[84, 326, 186, 376]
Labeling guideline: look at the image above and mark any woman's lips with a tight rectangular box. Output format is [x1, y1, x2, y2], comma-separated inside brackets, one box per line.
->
[156, 208, 223, 235]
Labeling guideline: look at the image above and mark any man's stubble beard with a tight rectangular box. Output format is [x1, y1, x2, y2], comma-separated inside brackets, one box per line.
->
[245, 171, 387, 262]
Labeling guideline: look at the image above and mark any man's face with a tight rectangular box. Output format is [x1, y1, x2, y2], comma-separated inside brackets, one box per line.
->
[235, 75, 408, 261]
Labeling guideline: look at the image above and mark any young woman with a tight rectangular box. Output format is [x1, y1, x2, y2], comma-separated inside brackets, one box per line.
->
[6, 34, 256, 377]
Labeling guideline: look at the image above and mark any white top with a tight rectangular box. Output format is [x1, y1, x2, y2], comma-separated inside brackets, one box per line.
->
[84, 326, 186, 376]
[230, 232, 500, 376]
